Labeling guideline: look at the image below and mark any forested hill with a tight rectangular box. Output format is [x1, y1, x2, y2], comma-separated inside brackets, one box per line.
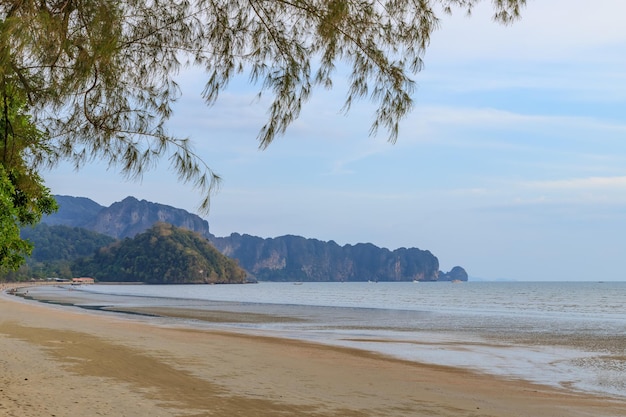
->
[5, 224, 118, 280]
[72, 223, 247, 284]
[21, 223, 116, 262]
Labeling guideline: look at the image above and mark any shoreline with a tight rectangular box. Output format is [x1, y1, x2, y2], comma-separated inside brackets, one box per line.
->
[15, 283, 626, 398]
[1, 285, 625, 416]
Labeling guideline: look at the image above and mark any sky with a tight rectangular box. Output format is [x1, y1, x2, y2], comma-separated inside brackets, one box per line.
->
[44, 1, 626, 281]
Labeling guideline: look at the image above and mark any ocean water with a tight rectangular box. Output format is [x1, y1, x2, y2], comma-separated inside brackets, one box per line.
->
[22, 281, 626, 398]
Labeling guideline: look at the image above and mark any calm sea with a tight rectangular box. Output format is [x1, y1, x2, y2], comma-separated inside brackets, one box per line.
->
[23, 281, 626, 398]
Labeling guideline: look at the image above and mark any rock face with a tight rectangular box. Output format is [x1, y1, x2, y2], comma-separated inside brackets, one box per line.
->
[42, 195, 105, 227]
[85, 197, 212, 239]
[45, 195, 467, 282]
[210, 233, 442, 282]
[438, 266, 469, 282]
[44, 196, 211, 239]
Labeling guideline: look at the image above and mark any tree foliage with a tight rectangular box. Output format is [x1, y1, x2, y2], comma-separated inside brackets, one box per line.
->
[0, 82, 57, 271]
[0, 166, 30, 270]
[0, 0, 526, 270]
[1, 0, 525, 209]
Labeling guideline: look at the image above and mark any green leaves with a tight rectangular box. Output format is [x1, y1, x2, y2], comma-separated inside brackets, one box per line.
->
[0, 79, 57, 270]
[0, 163, 56, 271]
[0, 165, 32, 271]
[0, 0, 526, 247]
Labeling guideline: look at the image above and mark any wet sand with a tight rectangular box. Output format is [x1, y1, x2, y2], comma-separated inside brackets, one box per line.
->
[1, 284, 624, 417]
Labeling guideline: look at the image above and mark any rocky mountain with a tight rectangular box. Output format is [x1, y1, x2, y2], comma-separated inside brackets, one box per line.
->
[438, 266, 469, 282]
[211, 233, 442, 282]
[42, 195, 105, 227]
[44, 196, 211, 239]
[44, 195, 468, 282]
[72, 223, 247, 284]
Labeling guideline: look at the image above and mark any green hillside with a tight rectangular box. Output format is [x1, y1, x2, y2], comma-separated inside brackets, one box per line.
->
[73, 222, 247, 284]
[2, 224, 117, 280]
[22, 223, 117, 262]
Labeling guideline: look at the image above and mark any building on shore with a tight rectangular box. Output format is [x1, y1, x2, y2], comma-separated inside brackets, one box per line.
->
[71, 277, 95, 285]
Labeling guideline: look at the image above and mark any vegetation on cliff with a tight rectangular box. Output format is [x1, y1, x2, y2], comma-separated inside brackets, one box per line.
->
[72, 223, 246, 284]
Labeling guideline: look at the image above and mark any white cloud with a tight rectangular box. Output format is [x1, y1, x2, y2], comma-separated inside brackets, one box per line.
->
[521, 176, 626, 191]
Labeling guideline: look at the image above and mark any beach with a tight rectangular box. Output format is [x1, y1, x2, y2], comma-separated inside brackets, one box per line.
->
[1, 285, 625, 417]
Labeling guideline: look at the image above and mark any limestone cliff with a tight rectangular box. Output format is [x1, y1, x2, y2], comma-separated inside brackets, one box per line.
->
[43, 196, 211, 239]
[210, 233, 443, 282]
[45, 195, 467, 282]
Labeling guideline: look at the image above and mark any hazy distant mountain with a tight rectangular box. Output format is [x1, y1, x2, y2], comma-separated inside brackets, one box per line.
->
[44, 195, 211, 239]
[438, 266, 469, 282]
[43, 195, 467, 282]
[42, 195, 105, 227]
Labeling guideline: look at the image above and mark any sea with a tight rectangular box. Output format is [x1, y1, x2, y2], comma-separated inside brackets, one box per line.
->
[20, 281, 626, 399]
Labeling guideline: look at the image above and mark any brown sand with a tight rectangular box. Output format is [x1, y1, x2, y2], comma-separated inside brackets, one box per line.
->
[1, 286, 624, 417]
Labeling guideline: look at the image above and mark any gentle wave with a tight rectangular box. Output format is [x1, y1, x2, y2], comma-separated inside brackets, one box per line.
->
[23, 281, 626, 399]
[80, 281, 626, 320]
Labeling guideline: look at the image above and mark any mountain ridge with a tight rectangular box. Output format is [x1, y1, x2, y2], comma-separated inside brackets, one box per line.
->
[42, 195, 467, 282]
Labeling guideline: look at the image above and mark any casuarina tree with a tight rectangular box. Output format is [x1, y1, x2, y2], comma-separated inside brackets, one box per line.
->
[0, 0, 525, 269]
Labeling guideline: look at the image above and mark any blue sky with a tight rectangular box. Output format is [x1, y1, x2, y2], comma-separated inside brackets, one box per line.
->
[45, 1, 626, 281]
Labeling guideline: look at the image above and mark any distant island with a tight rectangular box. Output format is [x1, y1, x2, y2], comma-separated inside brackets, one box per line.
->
[4, 195, 468, 284]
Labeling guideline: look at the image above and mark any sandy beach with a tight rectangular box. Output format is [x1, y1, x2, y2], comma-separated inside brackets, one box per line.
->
[1, 285, 624, 417]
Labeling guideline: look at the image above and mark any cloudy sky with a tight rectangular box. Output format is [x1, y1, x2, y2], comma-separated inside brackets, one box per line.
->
[45, 1, 626, 281]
